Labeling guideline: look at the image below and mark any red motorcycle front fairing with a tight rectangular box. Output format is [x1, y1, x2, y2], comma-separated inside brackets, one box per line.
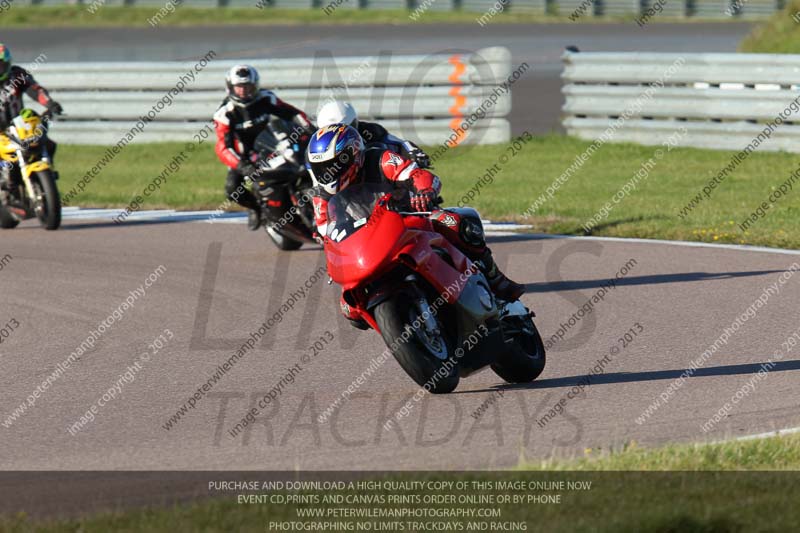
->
[324, 196, 477, 331]
[325, 205, 407, 290]
[391, 227, 476, 305]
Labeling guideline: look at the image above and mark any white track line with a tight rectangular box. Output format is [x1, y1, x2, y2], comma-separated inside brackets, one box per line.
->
[60, 207, 532, 235]
[531, 233, 800, 256]
[62, 208, 800, 256]
[703, 426, 800, 446]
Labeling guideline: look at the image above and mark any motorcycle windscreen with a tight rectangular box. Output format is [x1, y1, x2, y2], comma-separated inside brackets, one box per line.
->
[253, 118, 290, 155]
[325, 182, 406, 287]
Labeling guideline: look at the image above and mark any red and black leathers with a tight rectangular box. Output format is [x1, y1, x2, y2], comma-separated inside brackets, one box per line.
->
[313, 147, 524, 302]
[311, 146, 439, 237]
[213, 89, 313, 210]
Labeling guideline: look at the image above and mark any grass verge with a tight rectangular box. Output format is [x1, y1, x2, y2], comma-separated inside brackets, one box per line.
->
[56, 135, 800, 249]
[527, 431, 800, 470]
[740, 0, 800, 52]
[3, 433, 799, 532]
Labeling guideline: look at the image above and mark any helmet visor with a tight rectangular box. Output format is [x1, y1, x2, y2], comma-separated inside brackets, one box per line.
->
[310, 145, 358, 190]
[232, 83, 256, 101]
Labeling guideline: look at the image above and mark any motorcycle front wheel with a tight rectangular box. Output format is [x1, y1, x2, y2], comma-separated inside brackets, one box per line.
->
[32, 171, 61, 230]
[266, 226, 303, 251]
[374, 293, 459, 394]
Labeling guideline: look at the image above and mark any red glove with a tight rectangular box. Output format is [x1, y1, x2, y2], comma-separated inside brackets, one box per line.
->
[410, 188, 437, 212]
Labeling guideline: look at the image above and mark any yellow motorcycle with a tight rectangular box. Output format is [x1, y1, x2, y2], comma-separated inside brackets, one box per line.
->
[0, 108, 61, 230]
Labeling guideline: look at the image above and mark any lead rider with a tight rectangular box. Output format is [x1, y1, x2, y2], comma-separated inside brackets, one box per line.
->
[307, 124, 524, 310]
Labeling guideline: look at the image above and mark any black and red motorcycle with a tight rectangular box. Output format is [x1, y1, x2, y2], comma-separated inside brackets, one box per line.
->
[250, 118, 317, 250]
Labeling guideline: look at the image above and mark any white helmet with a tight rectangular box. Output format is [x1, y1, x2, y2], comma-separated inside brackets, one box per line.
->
[316, 100, 358, 129]
[225, 64, 260, 104]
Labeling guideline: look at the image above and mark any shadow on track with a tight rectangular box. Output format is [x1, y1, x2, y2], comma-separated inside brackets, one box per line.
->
[523, 270, 786, 293]
[456, 359, 800, 394]
[576, 215, 668, 236]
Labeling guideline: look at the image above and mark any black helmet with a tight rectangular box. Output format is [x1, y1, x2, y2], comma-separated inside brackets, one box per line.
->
[225, 64, 260, 104]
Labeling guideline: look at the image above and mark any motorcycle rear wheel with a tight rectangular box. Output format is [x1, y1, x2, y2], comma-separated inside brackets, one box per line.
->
[491, 315, 546, 383]
[266, 226, 303, 251]
[374, 294, 459, 394]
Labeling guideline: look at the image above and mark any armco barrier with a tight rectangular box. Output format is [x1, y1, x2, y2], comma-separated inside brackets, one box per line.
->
[31, 47, 512, 146]
[561, 50, 800, 153]
[10, 0, 783, 17]
[50, 118, 511, 146]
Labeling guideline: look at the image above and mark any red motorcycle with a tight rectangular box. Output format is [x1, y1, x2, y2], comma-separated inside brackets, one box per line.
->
[324, 183, 546, 393]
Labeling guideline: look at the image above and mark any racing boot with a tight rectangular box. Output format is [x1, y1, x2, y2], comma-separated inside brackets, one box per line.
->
[1, 175, 22, 205]
[480, 249, 525, 301]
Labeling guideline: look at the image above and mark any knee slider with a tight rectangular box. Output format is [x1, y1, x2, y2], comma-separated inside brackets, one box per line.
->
[454, 208, 485, 248]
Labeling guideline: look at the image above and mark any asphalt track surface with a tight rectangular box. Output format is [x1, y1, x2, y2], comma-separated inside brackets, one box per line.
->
[3, 217, 799, 473]
[6, 22, 754, 134]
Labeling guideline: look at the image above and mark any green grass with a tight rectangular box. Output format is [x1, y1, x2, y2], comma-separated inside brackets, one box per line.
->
[4, 434, 800, 532]
[0, 5, 746, 28]
[740, 0, 800, 52]
[57, 135, 800, 249]
[527, 432, 800, 470]
[59, 141, 222, 210]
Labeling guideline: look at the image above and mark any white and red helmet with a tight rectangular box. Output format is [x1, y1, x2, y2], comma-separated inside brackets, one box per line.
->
[225, 65, 260, 104]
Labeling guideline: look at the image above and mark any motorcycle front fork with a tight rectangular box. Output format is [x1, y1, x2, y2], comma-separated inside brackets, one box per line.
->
[17, 151, 38, 204]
